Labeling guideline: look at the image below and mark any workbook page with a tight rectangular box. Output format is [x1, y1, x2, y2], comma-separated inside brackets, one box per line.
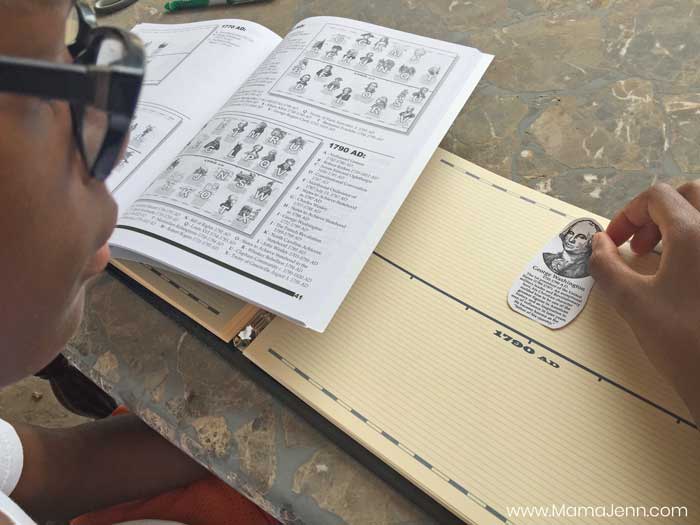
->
[244, 149, 700, 524]
[107, 20, 281, 212]
[112, 17, 492, 331]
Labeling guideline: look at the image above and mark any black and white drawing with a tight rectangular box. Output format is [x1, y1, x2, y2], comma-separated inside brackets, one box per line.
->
[141, 114, 321, 235]
[109, 104, 183, 193]
[135, 24, 217, 85]
[543, 219, 602, 279]
[202, 137, 221, 153]
[254, 181, 275, 202]
[508, 217, 604, 329]
[271, 23, 458, 133]
[259, 150, 276, 169]
[218, 194, 236, 215]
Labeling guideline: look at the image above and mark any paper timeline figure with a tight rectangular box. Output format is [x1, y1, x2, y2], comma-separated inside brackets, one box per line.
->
[508, 217, 604, 330]
[543, 219, 601, 279]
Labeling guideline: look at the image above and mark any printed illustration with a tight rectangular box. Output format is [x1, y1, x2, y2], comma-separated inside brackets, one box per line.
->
[508, 217, 604, 330]
[543, 219, 602, 279]
[108, 104, 183, 193]
[269, 23, 458, 133]
[139, 114, 321, 235]
[136, 24, 217, 85]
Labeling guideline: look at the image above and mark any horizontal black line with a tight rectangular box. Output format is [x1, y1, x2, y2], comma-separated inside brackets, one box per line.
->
[371, 251, 697, 429]
[550, 208, 567, 217]
[492, 184, 508, 192]
[519, 196, 536, 204]
[115, 225, 299, 297]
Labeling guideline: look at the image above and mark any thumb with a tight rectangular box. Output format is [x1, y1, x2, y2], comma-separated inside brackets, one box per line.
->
[589, 232, 645, 310]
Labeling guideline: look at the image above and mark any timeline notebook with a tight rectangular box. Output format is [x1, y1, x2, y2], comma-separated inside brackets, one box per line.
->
[237, 149, 700, 524]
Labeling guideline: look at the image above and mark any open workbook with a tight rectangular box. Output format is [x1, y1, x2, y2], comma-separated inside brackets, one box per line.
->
[108, 16, 492, 332]
[117, 149, 700, 524]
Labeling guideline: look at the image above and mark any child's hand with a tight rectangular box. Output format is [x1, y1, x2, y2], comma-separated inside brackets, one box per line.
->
[589, 182, 700, 427]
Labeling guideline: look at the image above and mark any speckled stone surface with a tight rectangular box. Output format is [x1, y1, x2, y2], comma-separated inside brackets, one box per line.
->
[66, 1, 700, 523]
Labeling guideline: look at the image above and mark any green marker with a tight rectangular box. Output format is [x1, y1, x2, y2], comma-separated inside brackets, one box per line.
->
[164, 0, 268, 12]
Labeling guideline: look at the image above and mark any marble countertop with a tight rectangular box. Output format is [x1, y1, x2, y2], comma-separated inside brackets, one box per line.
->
[66, 1, 700, 523]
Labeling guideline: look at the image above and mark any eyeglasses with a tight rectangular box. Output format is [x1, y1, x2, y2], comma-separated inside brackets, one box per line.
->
[0, 1, 145, 180]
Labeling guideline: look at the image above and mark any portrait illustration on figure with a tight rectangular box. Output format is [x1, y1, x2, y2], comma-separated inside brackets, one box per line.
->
[542, 219, 602, 279]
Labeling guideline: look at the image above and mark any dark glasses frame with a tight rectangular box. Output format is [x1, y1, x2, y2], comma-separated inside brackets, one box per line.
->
[0, 1, 145, 180]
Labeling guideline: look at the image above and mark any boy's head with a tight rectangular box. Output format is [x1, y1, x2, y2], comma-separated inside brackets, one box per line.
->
[0, 0, 118, 387]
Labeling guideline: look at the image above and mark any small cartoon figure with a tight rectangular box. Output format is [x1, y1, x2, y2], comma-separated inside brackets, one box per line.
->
[159, 179, 176, 192]
[249, 122, 267, 139]
[389, 46, 404, 58]
[243, 144, 263, 161]
[215, 169, 231, 181]
[399, 106, 416, 124]
[267, 128, 287, 145]
[254, 181, 275, 202]
[324, 77, 343, 91]
[392, 88, 409, 108]
[376, 58, 395, 73]
[374, 36, 389, 51]
[359, 52, 374, 66]
[236, 205, 258, 225]
[227, 143, 243, 158]
[214, 118, 231, 133]
[362, 81, 378, 98]
[275, 158, 296, 178]
[203, 137, 221, 153]
[230, 121, 248, 136]
[295, 74, 311, 91]
[218, 195, 235, 215]
[316, 64, 333, 78]
[118, 150, 135, 168]
[288, 136, 305, 152]
[427, 66, 441, 82]
[259, 150, 276, 169]
[356, 32, 374, 45]
[133, 124, 154, 146]
[166, 158, 180, 172]
[341, 49, 357, 63]
[398, 64, 416, 80]
[411, 48, 427, 63]
[191, 166, 207, 181]
[370, 96, 388, 115]
[325, 45, 342, 59]
[291, 58, 308, 74]
[197, 183, 219, 201]
[311, 39, 325, 52]
[234, 170, 255, 188]
[153, 41, 168, 55]
[334, 87, 352, 104]
[178, 186, 195, 198]
[411, 87, 429, 102]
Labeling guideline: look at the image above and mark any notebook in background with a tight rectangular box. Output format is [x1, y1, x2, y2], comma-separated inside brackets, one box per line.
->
[242, 149, 700, 524]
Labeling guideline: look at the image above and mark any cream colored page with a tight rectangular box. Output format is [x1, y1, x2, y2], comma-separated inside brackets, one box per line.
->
[244, 149, 700, 524]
